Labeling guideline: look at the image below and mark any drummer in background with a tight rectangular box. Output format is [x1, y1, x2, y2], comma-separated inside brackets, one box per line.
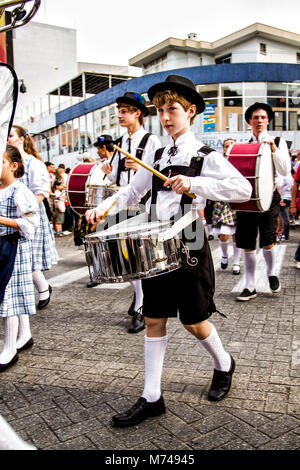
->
[86, 75, 252, 426]
[235, 103, 291, 301]
[84, 135, 115, 288]
[93, 135, 114, 163]
[101, 92, 161, 334]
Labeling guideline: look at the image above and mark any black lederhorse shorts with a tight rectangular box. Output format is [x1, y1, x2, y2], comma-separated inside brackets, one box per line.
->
[142, 237, 216, 325]
[235, 190, 281, 250]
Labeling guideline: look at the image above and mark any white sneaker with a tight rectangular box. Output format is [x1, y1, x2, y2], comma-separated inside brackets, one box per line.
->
[295, 261, 300, 269]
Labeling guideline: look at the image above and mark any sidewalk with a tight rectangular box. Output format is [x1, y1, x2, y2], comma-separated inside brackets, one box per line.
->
[0, 227, 299, 451]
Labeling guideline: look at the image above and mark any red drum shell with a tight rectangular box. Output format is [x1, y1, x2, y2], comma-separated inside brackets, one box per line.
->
[67, 163, 95, 215]
[228, 142, 274, 212]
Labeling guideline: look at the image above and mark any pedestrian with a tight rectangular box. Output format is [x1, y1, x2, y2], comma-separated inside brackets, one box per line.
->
[7, 125, 58, 310]
[277, 172, 294, 241]
[291, 164, 300, 269]
[0, 145, 39, 370]
[235, 103, 291, 301]
[86, 74, 252, 426]
[101, 92, 161, 334]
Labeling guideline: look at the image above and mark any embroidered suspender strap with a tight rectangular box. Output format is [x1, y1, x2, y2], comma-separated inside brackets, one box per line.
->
[135, 133, 151, 160]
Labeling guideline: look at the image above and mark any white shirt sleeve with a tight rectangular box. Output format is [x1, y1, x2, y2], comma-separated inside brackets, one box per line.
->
[95, 151, 155, 215]
[28, 158, 51, 198]
[272, 138, 291, 177]
[190, 151, 252, 202]
[14, 185, 40, 239]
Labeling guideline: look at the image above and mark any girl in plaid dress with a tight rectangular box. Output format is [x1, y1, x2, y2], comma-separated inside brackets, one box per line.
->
[0, 145, 39, 370]
[7, 125, 58, 310]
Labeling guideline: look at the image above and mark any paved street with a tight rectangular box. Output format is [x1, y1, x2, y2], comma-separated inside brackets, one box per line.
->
[0, 226, 299, 452]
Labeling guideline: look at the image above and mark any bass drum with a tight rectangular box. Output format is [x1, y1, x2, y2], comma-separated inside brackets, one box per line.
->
[67, 162, 111, 215]
[228, 142, 274, 212]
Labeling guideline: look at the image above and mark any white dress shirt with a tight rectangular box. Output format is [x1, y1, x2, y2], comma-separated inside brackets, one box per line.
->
[250, 130, 291, 177]
[97, 131, 252, 222]
[106, 127, 161, 187]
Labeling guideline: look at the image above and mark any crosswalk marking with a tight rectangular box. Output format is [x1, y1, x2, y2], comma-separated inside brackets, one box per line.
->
[49, 244, 287, 292]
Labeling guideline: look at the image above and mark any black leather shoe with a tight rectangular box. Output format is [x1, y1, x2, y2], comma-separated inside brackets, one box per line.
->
[17, 337, 34, 352]
[37, 285, 52, 310]
[112, 396, 165, 427]
[208, 355, 235, 402]
[86, 281, 99, 288]
[127, 294, 136, 316]
[0, 353, 19, 372]
[127, 311, 145, 333]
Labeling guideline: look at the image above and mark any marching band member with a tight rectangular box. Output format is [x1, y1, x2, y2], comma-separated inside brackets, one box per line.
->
[0, 145, 39, 370]
[101, 92, 161, 333]
[7, 125, 58, 310]
[86, 75, 252, 426]
[235, 103, 290, 301]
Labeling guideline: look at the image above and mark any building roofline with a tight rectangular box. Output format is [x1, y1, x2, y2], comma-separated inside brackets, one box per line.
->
[129, 23, 300, 67]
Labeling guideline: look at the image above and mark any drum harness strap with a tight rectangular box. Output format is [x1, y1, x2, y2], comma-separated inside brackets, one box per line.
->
[116, 133, 152, 186]
[149, 145, 213, 256]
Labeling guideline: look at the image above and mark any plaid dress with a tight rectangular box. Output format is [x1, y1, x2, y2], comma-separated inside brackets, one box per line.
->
[0, 183, 38, 317]
[212, 201, 237, 227]
[20, 154, 58, 271]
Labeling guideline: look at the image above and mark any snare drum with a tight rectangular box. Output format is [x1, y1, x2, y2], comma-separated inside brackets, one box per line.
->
[228, 142, 274, 212]
[84, 219, 181, 283]
[67, 162, 114, 215]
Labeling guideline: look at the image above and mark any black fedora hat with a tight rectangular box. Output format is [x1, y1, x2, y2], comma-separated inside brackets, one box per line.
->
[93, 134, 114, 147]
[116, 92, 149, 116]
[245, 102, 274, 123]
[147, 74, 206, 114]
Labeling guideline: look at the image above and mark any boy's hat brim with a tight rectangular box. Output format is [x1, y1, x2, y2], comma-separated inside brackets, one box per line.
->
[93, 135, 114, 147]
[116, 92, 149, 116]
[147, 74, 206, 114]
[245, 102, 274, 123]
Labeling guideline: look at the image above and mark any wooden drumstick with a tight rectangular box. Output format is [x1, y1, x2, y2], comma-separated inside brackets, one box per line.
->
[113, 144, 196, 200]
[97, 197, 120, 222]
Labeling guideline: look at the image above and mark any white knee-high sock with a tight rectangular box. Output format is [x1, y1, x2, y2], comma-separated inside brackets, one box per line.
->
[16, 315, 32, 349]
[0, 414, 36, 450]
[199, 323, 231, 372]
[233, 242, 241, 265]
[142, 335, 167, 403]
[129, 280, 143, 311]
[32, 270, 49, 300]
[220, 240, 229, 259]
[0, 316, 18, 364]
[244, 250, 256, 291]
[263, 246, 277, 277]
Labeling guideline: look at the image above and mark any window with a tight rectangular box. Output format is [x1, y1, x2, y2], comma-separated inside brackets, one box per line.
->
[215, 54, 231, 64]
[260, 43, 267, 55]
[297, 52, 300, 64]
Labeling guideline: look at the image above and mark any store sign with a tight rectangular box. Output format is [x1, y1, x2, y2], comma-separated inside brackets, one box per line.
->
[203, 103, 216, 132]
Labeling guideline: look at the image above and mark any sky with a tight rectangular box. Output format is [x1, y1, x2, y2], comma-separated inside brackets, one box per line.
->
[32, 0, 300, 66]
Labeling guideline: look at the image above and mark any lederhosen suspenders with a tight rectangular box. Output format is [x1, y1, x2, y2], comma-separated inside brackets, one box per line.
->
[150, 145, 213, 221]
[116, 133, 152, 186]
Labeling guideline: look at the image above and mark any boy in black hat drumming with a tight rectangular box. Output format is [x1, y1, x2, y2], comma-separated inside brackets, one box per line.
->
[86, 75, 252, 426]
[101, 92, 161, 334]
[235, 103, 291, 301]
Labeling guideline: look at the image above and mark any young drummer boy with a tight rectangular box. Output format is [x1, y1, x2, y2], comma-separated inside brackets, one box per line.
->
[86, 75, 252, 426]
[101, 92, 161, 334]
